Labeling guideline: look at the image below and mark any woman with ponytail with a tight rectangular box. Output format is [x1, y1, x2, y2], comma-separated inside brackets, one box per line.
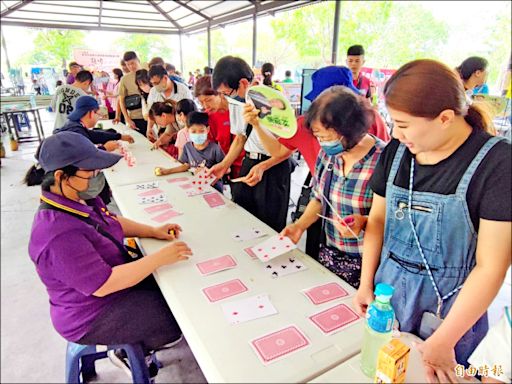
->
[354, 59, 511, 381]
[261, 62, 283, 92]
[456, 56, 489, 96]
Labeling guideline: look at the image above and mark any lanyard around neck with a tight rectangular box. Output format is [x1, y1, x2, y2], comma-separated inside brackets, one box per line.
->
[407, 158, 463, 317]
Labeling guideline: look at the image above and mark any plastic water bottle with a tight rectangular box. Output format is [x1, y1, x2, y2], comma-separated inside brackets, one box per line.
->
[360, 283, 395, 378]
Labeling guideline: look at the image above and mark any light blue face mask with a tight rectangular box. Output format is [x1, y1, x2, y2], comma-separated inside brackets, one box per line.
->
[190, 133, 208, 145]
[319, 139, 344, 156]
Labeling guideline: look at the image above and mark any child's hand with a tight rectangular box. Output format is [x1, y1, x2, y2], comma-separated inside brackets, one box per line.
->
[243, 162, 265, 186]
[103, 140, 119, 152]
[154, 167, 171, 176]
[152, 139, 162, 149]
[121, 134, 134, 143]
[243, 104, 260, 127]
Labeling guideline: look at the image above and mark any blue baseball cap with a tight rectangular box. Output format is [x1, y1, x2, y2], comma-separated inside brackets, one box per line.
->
[37, 131, 122, 172]
[67, 95, 99, 121]
[305, 66, 361, 101]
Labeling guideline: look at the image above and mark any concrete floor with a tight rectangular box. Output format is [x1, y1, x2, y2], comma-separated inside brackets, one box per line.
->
[0, 110, 308, 383]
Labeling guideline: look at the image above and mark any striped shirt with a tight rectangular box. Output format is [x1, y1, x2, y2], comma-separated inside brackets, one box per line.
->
[313, 136, 385, 255]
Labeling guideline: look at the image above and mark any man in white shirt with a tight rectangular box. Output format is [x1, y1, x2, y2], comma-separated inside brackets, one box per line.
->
[51, 70, 93, 130]
[208, 56, 293, 232]
[147, 65, 193, 141]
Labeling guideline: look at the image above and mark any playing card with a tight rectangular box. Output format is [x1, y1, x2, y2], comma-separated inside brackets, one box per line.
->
[144, 203, 173, 214]
[196, 255, 237, 275]
[151, 209, 183, 223]
[250, 235, 297, 262]
[179, 183, 194, 190]
[166, 177, 190, 184]
[243, 247, 258, 260]
[308, 304, 361, 335]
[191, 167, 217, 187]
[202, 279, 248, 302]
[250, 325, 310, 365]
[186, 187, 211, 197]
[203, 192, 225, 208]
[303, 282, 349, 305]
[263, 256, 307, 279]
[221, 294, 277, 325]
[135, 181, 159, 190]
[138, 193, 166, 205]
[231, 227, 266, 242]
[137, 188, 164, 197]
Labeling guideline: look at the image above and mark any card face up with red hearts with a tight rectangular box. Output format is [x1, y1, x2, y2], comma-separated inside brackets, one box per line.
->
[249, 235, 297, 262]
[191, 167, 217, 187]
[250, 325, 310, 365]
[303, 282, 349, 305]
[308, 304, 361, 335]
[221, 294, 277, 325]
[196, 255, 237, 275]
[202, 279, 248, 302]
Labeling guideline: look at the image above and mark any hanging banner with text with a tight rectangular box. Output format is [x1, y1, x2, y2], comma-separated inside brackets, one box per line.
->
[73, 49, 122, 71]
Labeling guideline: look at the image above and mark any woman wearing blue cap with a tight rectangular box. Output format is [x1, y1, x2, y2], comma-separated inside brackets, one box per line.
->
[25, 132, 192, 375]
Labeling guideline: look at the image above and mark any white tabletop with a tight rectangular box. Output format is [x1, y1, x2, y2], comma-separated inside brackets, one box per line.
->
[102, 120, 182, 188]
[309, 332, 428, 383]
[103, 120, 366, 382]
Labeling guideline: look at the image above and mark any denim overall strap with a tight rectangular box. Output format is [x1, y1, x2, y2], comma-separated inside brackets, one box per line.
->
[455, 136, 505, 197]
[408, 159, 461, 316]
[386, 143, 407, 190]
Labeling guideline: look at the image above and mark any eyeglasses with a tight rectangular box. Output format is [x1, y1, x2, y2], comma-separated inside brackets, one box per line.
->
[74, 169, 100, 180]
[220, 87, 238, 98]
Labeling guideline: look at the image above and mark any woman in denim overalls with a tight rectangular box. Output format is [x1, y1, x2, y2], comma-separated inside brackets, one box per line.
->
[354, 60, 511, 383]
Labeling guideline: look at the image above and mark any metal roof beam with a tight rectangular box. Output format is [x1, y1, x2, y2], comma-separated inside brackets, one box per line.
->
[1, 0, 33, 17]
[173, 0, 211, 21]
[0, 20, 179, 34]
[148, 0, 183, 32]
[184, 0, 302, 33]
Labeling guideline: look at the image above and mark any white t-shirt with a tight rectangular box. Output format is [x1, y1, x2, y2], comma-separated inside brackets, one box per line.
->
[147, 80, 193, 111]
[228, 102, 269, 155]
[51, 85, 87, 129]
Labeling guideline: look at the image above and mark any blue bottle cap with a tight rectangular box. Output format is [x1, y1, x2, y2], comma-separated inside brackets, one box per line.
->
[374, 283, 394, 298]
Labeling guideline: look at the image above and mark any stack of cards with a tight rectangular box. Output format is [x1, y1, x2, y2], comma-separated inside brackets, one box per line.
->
[231, 227, 266, 242]
[250, 325, 310, 365]
[196, 255, 237, 276]
[263, 257, 307, 279]
[202, 279, 248, 303]
[308, 304, 361, 335]
[221, 294, 277, 325]
[302, 282, 349, 305]
[248, 235, 297, 262]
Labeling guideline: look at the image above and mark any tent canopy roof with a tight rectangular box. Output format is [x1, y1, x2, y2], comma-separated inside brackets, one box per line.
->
[1, 0, 312, 35]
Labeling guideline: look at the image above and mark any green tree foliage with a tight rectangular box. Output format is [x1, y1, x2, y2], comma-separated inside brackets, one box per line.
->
[25, 29, 85, 68]
[115, 33, 176, 66]
[271, 1, 449, 69]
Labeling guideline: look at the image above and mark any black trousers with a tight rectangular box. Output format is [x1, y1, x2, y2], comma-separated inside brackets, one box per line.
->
[78, 276, 181, 353]
[132, 118, 147, 137]
[231, 157, 292, 232]
[306, 218, 322, 261]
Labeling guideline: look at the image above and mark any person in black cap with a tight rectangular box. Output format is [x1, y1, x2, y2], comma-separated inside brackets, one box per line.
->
[25, 132, 191, 378]
[54, 95, 134, 152]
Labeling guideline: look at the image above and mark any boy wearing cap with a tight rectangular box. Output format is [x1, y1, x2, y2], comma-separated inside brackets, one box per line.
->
[25, 132, 190, 376]
[54, 95, 134, 152]
[51, 70, 94, 130]
[346, 45, 373, 99]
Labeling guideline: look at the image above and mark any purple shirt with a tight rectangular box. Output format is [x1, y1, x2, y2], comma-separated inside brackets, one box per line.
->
[29, 191, 127, 341]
